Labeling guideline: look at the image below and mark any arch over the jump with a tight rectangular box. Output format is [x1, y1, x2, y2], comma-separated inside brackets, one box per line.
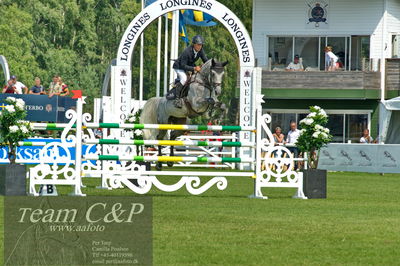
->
[111, 0, 257, 157]
[116, 0, 255, 67]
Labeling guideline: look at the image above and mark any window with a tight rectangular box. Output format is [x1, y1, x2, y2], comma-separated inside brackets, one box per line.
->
[326, 114, 344, 143]
[270, 113, 296, 135]
[267, 35, 371, 71]
[265, 110, 371, 143]
[268, 37, 293, 69]
[346, 114, 368, 143]
[350, 36, 370, 70]
[295, 37, 319, 69]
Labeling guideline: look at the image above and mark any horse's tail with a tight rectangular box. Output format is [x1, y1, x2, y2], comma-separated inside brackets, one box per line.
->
[139, 97, 161, 140]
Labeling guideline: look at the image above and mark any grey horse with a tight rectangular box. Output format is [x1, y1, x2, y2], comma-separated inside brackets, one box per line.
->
[139, 59, 228, 170]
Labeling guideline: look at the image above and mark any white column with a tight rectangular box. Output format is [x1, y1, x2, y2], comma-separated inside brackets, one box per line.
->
[139, 0, 145, 105]
[74, 98, 85, 196]
[156, 16, 162, 97]
[169, 10, 179, 85]
[164, 14, 169, 95]
[380, 0, 388, 102]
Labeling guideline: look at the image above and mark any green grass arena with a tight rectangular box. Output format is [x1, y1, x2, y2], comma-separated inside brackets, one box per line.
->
[1, 171, 398, 265]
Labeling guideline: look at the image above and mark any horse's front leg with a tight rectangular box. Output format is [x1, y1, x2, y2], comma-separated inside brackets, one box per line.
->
[167, 129, 186, 167]
[155, 145, 163, 171]
[155, 130, 166, 171]
[167, 131, 176, 167]
[167, 143, 174, 167]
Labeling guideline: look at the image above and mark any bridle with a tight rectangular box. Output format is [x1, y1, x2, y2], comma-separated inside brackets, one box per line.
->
[184, 65, 224, 116]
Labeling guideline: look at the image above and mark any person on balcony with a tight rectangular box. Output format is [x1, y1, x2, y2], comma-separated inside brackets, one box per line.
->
[48, 75, 62, 97]
[286, 121, 301, 170]
[10, 75, 28, 94]
[286, 55, 304, 71]
[360, 129, 376, 144]
[324, 46, 338, 71]
[2, 79, 16, 94]
[29, 77, 46, 95]
[273, 127, 285, 144]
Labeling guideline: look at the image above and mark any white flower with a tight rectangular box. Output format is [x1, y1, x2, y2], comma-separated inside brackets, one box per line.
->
[315, 124, 324, 131]
[9, 125, 19, 133]
[20, 125, 29, 134]
[307, 112, 317, 118]
[300, 118, 314, 125]
[128, 116, 135, 123]
[313, 106, 321, 110]
[6, 97, 16, 102]
[15, 98, 25, 110]
[319, 109, 328, 118]
[134, 129, 143, 136]
[321, 132, 328, 139]
[323, 127, 330, 133]
[5, 105, 15, 113]
[300, 129, 306, 134]
[312, 132, 320, 138]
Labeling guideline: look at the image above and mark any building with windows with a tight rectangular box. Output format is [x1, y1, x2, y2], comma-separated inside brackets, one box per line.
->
[252, 0, 400, 143]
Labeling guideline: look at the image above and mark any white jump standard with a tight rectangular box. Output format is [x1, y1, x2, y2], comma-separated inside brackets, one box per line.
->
[28, 95, 307, 199]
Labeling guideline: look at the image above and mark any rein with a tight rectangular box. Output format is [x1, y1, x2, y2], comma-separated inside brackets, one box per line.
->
[183, 63, 224, 117]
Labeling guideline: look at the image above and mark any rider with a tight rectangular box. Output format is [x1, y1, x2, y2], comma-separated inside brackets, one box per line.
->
[167, 35, 209, 108]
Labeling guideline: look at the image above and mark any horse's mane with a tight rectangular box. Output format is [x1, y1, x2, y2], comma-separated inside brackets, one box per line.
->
[199, 59, 213, 77]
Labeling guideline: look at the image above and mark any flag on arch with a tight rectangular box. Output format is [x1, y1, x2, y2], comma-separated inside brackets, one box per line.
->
[181, 10, 217, 27]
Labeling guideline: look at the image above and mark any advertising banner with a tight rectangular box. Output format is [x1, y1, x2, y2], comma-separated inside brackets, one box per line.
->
[0, 95, 76, 122]
[319, 144, 400, 173]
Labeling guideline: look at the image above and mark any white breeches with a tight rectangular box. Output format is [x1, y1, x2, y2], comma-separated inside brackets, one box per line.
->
[174, 69, 187, 85]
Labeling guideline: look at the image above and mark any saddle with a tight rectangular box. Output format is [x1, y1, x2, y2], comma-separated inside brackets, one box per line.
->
[166, 72, 193, 99]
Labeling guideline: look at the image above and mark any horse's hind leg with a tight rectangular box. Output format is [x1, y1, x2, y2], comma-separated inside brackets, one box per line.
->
[167, 129, 187, 167]
[155, 145, 163, 171]
[155, 131, 167, 171]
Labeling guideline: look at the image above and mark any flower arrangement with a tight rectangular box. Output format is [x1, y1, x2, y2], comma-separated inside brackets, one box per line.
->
[0, 97, 33, 164]
[296, 106, 332, 169]
[125, 110, 143, 140]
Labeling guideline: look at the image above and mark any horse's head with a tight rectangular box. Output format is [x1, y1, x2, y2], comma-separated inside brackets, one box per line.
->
[210, 59, 228, 96]
[187, 59, 228, 117]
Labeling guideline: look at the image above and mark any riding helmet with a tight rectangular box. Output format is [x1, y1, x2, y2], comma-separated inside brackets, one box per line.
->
[192, 35, 205, 45]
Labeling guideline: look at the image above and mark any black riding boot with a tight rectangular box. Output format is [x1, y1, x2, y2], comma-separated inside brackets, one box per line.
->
[166, 87, 176, 100]
[173, 83, 183, 108]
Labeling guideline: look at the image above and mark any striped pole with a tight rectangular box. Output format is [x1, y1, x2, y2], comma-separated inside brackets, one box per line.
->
[32, 123, 72, 131]
[17, 141, 74, 147]
[84, 155, 254, 163]
[84, 139, 255, 148]
[18, 141, 55, 146]
[84, 123, 255, 132]
[32, 122, 256, 132]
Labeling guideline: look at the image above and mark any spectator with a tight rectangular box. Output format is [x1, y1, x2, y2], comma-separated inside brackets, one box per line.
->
[324, 46, 339, 71]
[59, 77, 69, 96]
[286, 121, 301, 169]
[273, 126, 285, 144]
[2, 79, 16, 94]
[360, 129, 375, 144]
[10, 75, 28, 94]
[48, 75, 62, 97]
[29, 77, 46, 95]
[286, 55, 304, 71]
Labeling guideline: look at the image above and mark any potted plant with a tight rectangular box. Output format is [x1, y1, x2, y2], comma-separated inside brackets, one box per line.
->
[0, 97, 33, 195]
[296, 106, 332, 198]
